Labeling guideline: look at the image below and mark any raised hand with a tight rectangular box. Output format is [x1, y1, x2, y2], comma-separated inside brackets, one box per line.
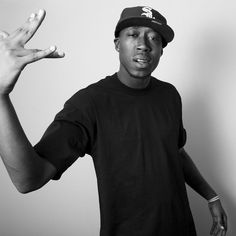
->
[0, 9, 64, 95]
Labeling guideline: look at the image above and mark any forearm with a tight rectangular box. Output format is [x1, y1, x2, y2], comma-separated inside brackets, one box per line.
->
[0, 95, 52, 193]
[179, 148, 217, 200]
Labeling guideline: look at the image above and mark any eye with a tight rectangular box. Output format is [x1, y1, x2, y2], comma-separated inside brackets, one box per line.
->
[128, 33, 138, 37]
[127, 30, 139, 37]
[149, 35, 162, 44]
[149, 35, 160, 41]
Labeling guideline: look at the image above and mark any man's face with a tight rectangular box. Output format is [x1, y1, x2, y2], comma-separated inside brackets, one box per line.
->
[114, 26, 163, 79]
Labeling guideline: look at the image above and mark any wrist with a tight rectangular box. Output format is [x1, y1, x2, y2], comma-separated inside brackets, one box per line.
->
[207, 195, 220, 204]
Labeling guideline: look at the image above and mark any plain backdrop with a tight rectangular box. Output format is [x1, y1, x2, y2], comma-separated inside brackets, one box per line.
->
[0, 0, 235, 235]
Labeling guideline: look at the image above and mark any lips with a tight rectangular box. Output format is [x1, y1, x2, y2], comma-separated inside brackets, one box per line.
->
[133, 55, 152, 67]
[133, 55, 151, 63]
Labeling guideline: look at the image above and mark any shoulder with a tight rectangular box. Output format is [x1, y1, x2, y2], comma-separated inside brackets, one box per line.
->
[151, 76, 182, 100]
[64, 74, 114, 109]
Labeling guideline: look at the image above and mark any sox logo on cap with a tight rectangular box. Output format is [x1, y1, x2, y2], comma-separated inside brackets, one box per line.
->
[141, 6, 155, 19]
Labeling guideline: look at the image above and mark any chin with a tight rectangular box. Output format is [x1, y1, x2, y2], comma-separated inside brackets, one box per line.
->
[129, 69, 152, 79]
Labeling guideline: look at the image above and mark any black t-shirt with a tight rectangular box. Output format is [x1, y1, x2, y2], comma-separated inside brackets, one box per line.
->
[34, 73, 197, 236]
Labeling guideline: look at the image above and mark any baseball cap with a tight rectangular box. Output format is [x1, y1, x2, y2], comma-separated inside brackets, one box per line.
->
[114, 6, 174, 48]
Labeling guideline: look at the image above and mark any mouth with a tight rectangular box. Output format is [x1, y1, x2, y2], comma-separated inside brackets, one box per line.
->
[133, 56, 152, 66]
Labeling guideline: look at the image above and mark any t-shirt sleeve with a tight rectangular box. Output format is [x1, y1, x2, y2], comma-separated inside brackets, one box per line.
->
[34, 89, 96, 180]
[178, 116, 187, 149]
[171, 86, 187, 149]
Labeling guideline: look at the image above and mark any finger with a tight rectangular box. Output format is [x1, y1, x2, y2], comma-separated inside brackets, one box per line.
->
[0, 30, 9, 39]
[45, 50, 65, 58]
[10, 9, 46, 45]
[15, 48, 65, 58]
[215, 222, 225, 236]
[219, 226, 226, 236]
[210, 221, 217, 235]
[21, 45, 58, 65]
[223, 214, 227, 231]
[222, 230, 226, 236]
[218, 215, 227, 233]
[215, 217, 224, 236]
[214, 226, 221, 236]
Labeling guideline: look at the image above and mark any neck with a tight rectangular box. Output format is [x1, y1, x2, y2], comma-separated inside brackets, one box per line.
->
[117, 68, 151, 89]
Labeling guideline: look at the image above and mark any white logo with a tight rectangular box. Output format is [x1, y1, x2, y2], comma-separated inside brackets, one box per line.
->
[141, 6, 155, 19]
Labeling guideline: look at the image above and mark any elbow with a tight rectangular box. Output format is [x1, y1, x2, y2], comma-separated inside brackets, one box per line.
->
[14, 181, 42, 194]
[10, 162, 55, 194]
[15, 185, 35, 194]
[16, 186, 35, 194]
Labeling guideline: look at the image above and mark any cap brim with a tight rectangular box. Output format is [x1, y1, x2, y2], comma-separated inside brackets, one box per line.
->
[115, 17, 174, 47]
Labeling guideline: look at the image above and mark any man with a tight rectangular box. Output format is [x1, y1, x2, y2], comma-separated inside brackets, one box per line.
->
[0, 6, 227, 236]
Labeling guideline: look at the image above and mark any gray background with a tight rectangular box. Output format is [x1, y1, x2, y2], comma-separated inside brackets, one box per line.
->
[0, 0, 235, 235]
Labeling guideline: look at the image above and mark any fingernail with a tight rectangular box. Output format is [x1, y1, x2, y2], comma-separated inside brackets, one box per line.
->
[29, 13, 36, 21]
[58, 51, 65, 57]
[49, 46, 56, 51]
[30, 13, 36, 18]
[38, 9, 45, 17]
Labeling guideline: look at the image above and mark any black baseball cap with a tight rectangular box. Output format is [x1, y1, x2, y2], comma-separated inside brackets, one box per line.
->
[114, 6, 174, 48]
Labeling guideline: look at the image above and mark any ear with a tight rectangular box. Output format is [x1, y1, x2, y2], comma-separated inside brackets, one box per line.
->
[160, 48, 163, 56]
[114, 38, 120, 52]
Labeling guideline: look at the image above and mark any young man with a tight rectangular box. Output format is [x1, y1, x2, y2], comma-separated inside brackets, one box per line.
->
[0, 6, 227, 236]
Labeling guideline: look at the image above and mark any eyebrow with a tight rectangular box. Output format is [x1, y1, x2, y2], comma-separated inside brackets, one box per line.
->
[127, 26, 142, 30]
[127, 26, 158, 34]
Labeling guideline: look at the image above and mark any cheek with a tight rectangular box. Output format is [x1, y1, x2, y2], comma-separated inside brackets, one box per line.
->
[119, 40, 134, 54]
[152, 49, 162, 62]
[119, 44, 133, 63]
[119, 53, 131, 70]
[153, 53, 161, 64]
[151, 56, 161, 70]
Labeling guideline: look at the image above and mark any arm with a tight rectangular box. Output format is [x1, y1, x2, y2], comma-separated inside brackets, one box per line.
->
[0, 9, 64, 193]
[179, 147, 216, 200]
[179, 148, 228, 236]
[0, 95, 56, 193]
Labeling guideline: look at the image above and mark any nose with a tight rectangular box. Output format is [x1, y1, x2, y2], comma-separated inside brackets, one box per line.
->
[137, 35, 151, 52]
